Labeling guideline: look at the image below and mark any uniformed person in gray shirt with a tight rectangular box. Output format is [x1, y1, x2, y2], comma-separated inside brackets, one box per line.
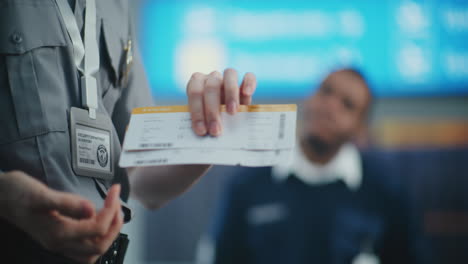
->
[0, 0, 257, 263]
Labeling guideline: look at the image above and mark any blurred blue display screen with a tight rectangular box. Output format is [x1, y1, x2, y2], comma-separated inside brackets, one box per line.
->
[139, 0, 468, 98]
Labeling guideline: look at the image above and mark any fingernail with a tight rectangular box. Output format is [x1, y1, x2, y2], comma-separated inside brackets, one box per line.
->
[195, 121, 207, 136]
[243, 85, 252, 96]
[227, 101, 237, 114]
[209, 121, 221, 136]
[114, 184, 121, 194]
[106, 185, 120, 206]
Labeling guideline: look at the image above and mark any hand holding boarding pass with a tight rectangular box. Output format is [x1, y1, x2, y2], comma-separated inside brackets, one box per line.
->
[119, 104, 297, 167]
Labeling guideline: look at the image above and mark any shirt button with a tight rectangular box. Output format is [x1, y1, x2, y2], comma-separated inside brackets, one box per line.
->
[11, 33, 23, 44]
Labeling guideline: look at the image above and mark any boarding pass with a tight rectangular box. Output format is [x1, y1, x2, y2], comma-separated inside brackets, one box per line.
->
[119, 104, 297, 167]
[119, 148, 293, 167]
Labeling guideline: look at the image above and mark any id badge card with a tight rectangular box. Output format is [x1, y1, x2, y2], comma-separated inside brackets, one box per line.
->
[70, 107, 114, 180]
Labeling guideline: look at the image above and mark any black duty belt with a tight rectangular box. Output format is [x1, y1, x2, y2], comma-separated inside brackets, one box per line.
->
[96, 233, 129, 264]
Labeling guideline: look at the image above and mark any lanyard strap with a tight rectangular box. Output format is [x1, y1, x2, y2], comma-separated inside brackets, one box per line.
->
[56, 0, 99, 119]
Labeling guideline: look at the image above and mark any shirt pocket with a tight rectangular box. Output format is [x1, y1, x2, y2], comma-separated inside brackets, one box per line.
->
[0, 3, 68, 144]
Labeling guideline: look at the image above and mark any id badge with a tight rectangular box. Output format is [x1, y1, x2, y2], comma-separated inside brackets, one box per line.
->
[70, 107, 114, 180]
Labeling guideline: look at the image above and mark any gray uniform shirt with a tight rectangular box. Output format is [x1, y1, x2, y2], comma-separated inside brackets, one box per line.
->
[0, 0, 154, 216]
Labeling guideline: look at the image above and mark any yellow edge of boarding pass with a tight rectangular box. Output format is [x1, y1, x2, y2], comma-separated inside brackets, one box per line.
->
[132, 104, 297, 114]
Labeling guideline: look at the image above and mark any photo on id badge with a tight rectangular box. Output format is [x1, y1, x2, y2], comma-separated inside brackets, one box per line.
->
[70, 107, 114, 180]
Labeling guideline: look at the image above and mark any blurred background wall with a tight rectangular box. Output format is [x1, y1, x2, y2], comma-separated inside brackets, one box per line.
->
[124, 1, 468, 263]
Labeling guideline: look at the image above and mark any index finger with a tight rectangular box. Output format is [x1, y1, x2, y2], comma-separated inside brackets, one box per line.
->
[44, 191, 96, 220]
[203, 71, 223, 136]
[187, 72, 208, 136]
[56, 185, 122, 239]
[223, 68, 239, 115]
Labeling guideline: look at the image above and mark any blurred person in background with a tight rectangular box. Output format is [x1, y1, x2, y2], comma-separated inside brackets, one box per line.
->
[200, 68, 412, 264]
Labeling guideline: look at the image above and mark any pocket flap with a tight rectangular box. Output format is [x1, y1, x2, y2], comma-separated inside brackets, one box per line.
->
[0, 3, 67, 55]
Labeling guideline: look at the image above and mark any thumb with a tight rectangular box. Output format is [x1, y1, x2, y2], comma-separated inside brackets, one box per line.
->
[104, 184, 121, 209]
[42, 190, 96, 219]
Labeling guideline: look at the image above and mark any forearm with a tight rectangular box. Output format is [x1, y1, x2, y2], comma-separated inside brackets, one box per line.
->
[127, 164, 211, 210]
